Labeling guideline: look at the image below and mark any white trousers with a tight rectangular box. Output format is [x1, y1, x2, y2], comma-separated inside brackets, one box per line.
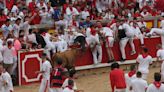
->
[52, 41, 68, 53]
[149, 28, 164, 48]
[136, 34, 144, 45]
[92, 45, 102, 64]
[39, 79, 51, 92]
[119, 37, 135, 59]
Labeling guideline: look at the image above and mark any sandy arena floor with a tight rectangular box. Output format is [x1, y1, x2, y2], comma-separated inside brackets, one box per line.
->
[14, 65, 161, 92]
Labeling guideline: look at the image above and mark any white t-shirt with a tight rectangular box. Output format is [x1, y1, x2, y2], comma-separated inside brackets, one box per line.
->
[86, 28, 91, 37]
[62, 78, 77, 90]
[41, 60, 52, 80]
[81, 10, 90, 20]
[40, 11, 48, 24]
[12, 23, 20, 38]
[63, 87, 74, 92]
[137, 21, 146, 28]
[125, 73, 136, 88]
[2, 46, 15, 64]
[20, 21, 31, 36]
[1, 72, 14, 92]
[131, 78, 148, 92]
[27, 33, 37, 44]
[137, 55, 153, 74]
[157, 49, 164, 60]
[1, 24, 13, 38]
[11, 5, 19, 14]
[122, 23, 135, 37]
[147, 83, 164, 92]
[103, 27, 113, 37]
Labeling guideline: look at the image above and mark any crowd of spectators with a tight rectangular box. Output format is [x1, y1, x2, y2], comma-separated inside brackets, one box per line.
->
[0, 0, 164, 92]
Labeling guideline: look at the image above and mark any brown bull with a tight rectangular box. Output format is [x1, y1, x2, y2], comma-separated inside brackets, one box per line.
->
[51, 48, 81, 71]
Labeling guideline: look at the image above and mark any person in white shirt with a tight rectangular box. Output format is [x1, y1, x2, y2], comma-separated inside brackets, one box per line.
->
[86, 25, 102, 65]
[40, 7, 48, 24]
[125, 65, 137, 92]
[131, 19, 144, 46]
[81, 8, 90, 20]
[27, 29, 37, 44]
[1, 19, 13, 39]
[65, 3, 79, 25]
[119, 19, 136, 61]
[37, 0, 47, 11]
[0, 64, 14, 92]
[156, 44, 164, 82]
[147, 73, 164, 92]
[12, 18, 21, 38]
[63, 79, 74, 92]
[136, 47, 153, 80]
[147, 19, 164, 48]
[130, 71, 148, 92]
[2, 41, 16, 74]
[100, 23, 115, 63]
[36, 53, 52, 92]
[20, 13, 37, 37]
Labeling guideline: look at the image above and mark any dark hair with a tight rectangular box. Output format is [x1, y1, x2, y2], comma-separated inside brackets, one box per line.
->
[111, 62, 119, 70]
[130, 65, 136, 71]
[69, 70, 76, 78]
[29, 29, 33, 34]
[154, 72, 161, 82]
[56, 58, 63, 65]
[136, 71, 142, 78]
[68, 79, 74, 86]
[7, 41, 12, 46]
[16, 18, 21, 22]
[6, 19, 10, 22]
[42, 53, 47, 57]
[142, 47, 148, 53]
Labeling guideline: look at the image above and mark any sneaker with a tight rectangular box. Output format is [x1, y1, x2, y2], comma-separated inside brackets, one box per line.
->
[120, 58, 126, 62]
[130, 51, 136, 55]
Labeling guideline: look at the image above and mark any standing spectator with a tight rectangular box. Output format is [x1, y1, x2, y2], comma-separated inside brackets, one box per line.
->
[40, 7, 48, 24]
[0, 9, 7, 27]
[30, 7, 41, 25]
[156, 44, 164, 82]
[130, 71, 148, 92]
[28, 0, 37, 12]
[37, 0, 47, 11]
[63, 79, 75, 92]
[5, 0, 14, 11]
[136, 47, 153, 80]
[81, 7, 90, 20]
[65, 3, 79, 25]
[1, 19, 13, 39]
[2, 41, 15, 74]
[0, 64, 14, 92]
[125, 65, 137, 92]
[50, 58, 65, 92]
[147, 73, 164, 92]
[36, 53, 52, 92]
[53, 7, 61, 21]
[12, 18, 21, 38]
[110, 62, 126, 92]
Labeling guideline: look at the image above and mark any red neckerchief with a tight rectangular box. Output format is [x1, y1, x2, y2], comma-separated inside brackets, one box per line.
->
[40, 2, 43, 6]
[90, 28, 96, 36]
[70, 7, 73, 12]
[66, 85, 73, 90]
[128, 70, 136, 77]
[42, 32, 46, 36]
[142, 53, 148, 58]
[72, 20, 76, 26]
[153, 81, 161, 89]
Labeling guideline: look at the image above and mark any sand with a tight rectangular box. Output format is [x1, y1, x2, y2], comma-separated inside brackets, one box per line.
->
[14, 65, 161, 92]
